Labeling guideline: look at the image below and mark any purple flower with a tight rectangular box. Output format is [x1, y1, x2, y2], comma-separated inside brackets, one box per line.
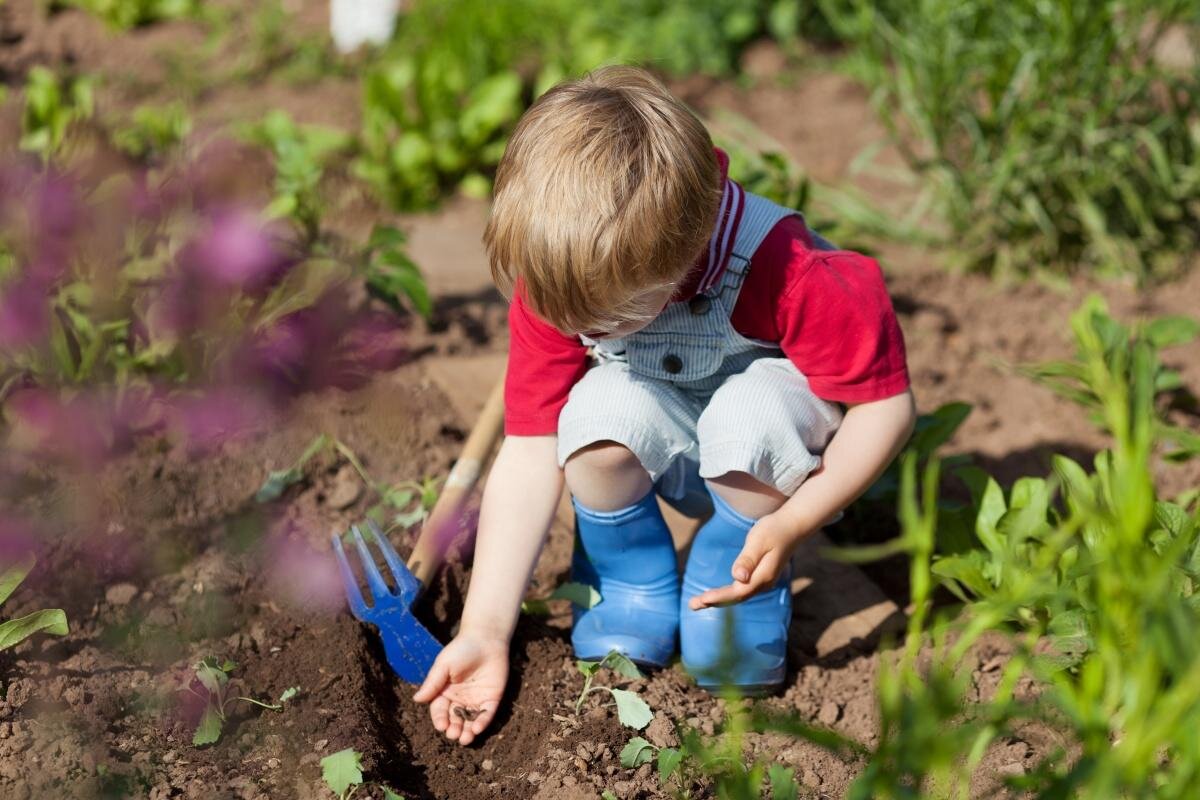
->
[169, 386, 274, 455]
[185, 209, 289, 291]
[263, 530, 344, 614]
[0, 276, 50, 348]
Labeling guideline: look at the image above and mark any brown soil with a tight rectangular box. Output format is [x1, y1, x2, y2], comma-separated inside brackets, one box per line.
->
[1, 2, 1197, 799]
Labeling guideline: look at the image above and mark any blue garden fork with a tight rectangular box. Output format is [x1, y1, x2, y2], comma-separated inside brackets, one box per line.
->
[331, 377, 506, 684]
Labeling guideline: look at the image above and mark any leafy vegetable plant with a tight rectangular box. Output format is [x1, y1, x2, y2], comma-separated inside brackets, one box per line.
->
[574, 649, 653, 730]
[0, 554, 69, 652]
[51, 0, 202, 30]
[320, 748, 405, 800]
[184, 657, 297, 746]
[110, 102, 191, 161]
[821, 0, 1200, 282]
[237, 110, 352, 244]
[20, 66, 94, 162]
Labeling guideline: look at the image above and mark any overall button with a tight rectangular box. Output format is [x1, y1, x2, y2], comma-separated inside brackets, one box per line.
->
[662, 354, 683, 374]
[688, 294, 712, 315]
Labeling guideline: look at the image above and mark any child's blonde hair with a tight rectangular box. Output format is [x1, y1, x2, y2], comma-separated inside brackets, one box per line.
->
[484, 65, 722, 334]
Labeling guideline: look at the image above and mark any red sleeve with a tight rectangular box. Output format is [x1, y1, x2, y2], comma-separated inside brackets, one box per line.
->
[763, 229, 910, 404]
[504, 290, 589, 435]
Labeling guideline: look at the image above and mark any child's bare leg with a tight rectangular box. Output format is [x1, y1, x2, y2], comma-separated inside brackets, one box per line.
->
[705, 470, 787, 519]
[563, 440, 653, 511]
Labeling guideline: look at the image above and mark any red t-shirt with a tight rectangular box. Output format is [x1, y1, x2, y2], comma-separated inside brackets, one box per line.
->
[504, 150, 910, 436]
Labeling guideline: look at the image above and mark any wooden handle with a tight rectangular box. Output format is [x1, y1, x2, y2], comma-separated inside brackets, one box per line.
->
[406, 375, 506, 587]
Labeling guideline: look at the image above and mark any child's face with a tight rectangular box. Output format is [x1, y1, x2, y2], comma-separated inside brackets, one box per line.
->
[584, 284, 676, 340]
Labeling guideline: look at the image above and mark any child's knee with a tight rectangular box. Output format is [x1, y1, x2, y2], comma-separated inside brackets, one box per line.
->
[563, 441, 653, 510]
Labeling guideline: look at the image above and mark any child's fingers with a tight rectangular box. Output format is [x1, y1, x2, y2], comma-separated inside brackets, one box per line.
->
[470, 701, 499, 737]
[429, 695, 451, 732]
[689, 581, 754, 609]
[413, 658, 450, 704]
[731, 537, 769, 583]
[444, 709, 464, 742]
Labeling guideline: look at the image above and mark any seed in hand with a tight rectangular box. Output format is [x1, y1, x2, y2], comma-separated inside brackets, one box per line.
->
[451, 705, 480, 721]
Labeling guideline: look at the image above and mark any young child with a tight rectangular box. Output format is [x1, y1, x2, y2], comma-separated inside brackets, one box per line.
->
[412, 65, 916, 745]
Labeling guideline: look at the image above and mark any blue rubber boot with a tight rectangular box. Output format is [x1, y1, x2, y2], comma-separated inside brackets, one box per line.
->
[570, 491, 679, 668]
[680, 487, 791, 694]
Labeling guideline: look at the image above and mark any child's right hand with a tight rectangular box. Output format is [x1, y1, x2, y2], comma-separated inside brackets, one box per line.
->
[412, 629, 509, 746]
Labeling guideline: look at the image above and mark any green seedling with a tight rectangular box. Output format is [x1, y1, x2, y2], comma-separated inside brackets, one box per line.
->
[20, 66, 94, 162]
[519, 581, 601, 616]
[1020, 296, 1200, 463]
[255, 436, 440, 533]
[362, 225, 433, 320]
[50, 0, 202, 29]
[111, 102, 191, 161]
[320, 748, 405, 800]
[184, 657, 297, 746]
[237, 110, 352, 243]
[0, 555, 69, 652]
[574, 650, 653, 730]
[334, 439, 442, 532]
[255, 434, 330, 502]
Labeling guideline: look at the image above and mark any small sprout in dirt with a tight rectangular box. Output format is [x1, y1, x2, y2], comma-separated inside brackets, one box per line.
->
[334, 439, 443, 532]
[256, 434, 330, 502]
[618, 736, 687, 789]
[321, 748, 364, 799]
[184, 658, 298, 746]
[521, 581, 601, 616]
[768, 764, 799, 800]
[0, 554, 69, 652]
[575, 650, 653, 730]
[601, 792, 619, 800]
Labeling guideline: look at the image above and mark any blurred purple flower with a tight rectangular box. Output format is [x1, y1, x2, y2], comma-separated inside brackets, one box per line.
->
[263, 531, 344, 614]
[0, 276, 50, 348]
[0, 514, 41, 568]
[4, 386, 165, 467]
[184, 209, 291, 292]
[169, 386, 274, 455]
[231, 297, 407, 400]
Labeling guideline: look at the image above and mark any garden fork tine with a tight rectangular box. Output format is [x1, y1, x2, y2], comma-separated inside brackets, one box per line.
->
[331, 374, 507, 684]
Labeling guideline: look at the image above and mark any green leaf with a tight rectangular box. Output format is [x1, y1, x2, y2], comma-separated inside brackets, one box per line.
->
[611, 688, 653, 730]
[192, 705, 223, 746]
[1144, 316, 1199, 348]
[194, 658, 231, 694]
[975, 478, 1007, 555]
[549, 581, 601, 609]
[657, 747, 682, 783]
[255, 467, 302, 502]
[601, 650, 644, 679]
[0, 608, 68, 651]
[320, 748, 364, 797]
[520, 599, 550, 616]
[278, 686, 299, 703]
[382, 788, 405, 800]
[601, 792, 618, 800]
[619, 736, 655, 768]
[768, 764, 799, 800]
[0, 554, 36, 606]
[576, 659, 600, 678]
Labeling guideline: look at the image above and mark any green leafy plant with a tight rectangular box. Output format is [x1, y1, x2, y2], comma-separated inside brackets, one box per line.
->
[752, 298, 1200, 796]
[361, 225, 433, 320]
[0, 555, 69, 652]
[820, 0, 1200, 282]
[319, 748, 405, 800]
[1021, 295, 1199, 463]
[51, 0, 200, 29]
[574, 649, 653, 730]
[184, 657, 297, 746]
[20, 66, 94, 162]
[520, 580, 601, 616]
[238, 110, 353, 244]
[110, 102, 191, 161]
[255, 436, 441, 533]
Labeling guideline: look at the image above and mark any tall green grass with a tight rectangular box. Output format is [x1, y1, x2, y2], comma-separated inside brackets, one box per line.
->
[822, 0, 1200, 283]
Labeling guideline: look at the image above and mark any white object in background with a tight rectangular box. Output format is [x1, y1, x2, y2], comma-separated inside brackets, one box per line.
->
[330, 0, 401, 53]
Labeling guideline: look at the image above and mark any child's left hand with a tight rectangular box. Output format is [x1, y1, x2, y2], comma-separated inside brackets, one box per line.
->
[687, 514, 800, 610]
